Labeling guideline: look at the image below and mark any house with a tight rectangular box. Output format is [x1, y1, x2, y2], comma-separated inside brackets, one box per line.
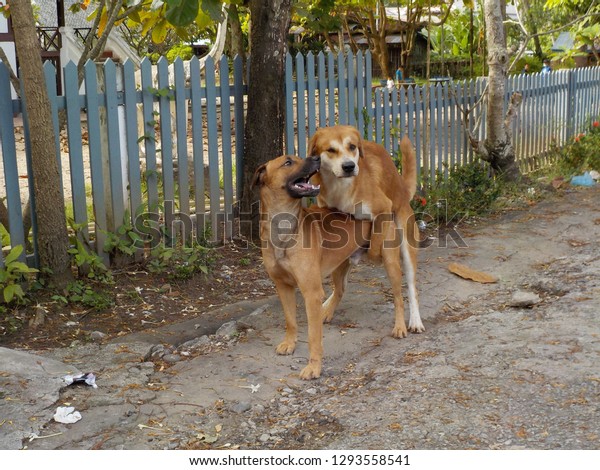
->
[552, 31, 599, 67]
[0, 0, 140, 97]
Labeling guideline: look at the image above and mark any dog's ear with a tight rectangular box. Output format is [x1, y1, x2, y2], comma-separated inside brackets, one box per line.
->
[355, 130, 365, 158]
[252, 163, 268, 188]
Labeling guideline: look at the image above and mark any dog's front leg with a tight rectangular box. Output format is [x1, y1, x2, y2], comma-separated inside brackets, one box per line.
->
[299, 283, 325, 380]
[274, 281, 298, 355]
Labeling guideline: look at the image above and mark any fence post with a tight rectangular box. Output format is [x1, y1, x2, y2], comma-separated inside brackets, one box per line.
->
[566, 69, 576, 142]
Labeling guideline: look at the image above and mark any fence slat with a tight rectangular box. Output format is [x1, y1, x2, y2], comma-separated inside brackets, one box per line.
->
[337, 52, 347, 125]
[122, 59, 143, 234]
[285, 52, 295, 155]
[317, 52, 327, 129]
[83, 60, 109, 262]
[219, 55, 233, 239]
[327, 52, 336, 126]
[307, 52, 317, 138]
[204, 57, 221, 239]
[104, 60, 126, 232]
[296, 53, 307, 158]
[189, 57, 206, 232]
[174, 58, 190, 231]
[0, 63, 25, 262]
[233, 55, 245, 200]
[356, 51, 365, 136]
[63, 62, 88, 237]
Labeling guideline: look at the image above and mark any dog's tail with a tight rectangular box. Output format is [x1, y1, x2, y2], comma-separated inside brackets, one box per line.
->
[400, 135, 417, 199]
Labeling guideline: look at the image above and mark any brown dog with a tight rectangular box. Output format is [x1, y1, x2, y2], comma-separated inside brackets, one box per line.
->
[254, 154, 410, 379]
[309, 125, 424, 334]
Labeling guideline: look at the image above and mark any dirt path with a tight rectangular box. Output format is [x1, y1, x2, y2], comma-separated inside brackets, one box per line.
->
[2, 185, 599, 450]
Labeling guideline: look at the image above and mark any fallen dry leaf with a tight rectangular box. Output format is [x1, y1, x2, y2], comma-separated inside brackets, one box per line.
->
[448, 263, 498, 284]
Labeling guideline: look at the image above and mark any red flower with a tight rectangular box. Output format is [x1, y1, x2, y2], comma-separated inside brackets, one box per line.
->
[420, 197, 427, 206]
[593, 121, 599, 128]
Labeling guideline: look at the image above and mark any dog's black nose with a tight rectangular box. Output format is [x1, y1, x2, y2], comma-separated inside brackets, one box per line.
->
[342, 161, 356, 173]
[308, 155, 321, 164]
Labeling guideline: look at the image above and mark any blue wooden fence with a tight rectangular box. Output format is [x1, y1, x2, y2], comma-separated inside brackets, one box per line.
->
[1, 51, 600, 267]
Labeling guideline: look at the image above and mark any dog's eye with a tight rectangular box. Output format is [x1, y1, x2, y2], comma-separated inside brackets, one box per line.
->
[327, 147, 336, 153]
[283, 159, 292, 166]
[349, 144, 357, 151]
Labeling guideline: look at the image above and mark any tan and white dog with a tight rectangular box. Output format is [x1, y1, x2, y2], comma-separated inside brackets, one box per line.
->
[309, 125, 425, 334]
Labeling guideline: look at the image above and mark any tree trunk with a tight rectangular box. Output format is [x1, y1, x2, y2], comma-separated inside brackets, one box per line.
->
[228, 3, 247, 78]
[476, 0, 521, 181]
[240, 0, 292, 240]
[10, 0, 72, 283]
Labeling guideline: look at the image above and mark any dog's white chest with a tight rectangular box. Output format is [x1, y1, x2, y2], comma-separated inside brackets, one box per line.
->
[320, 177, 371, 217]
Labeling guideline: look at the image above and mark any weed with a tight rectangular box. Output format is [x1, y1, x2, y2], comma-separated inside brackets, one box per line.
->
[52, 280, 114, 311]
[0, 245, 39, 304]
[546, 120, 600, 177]
[415, 162, 503, 224]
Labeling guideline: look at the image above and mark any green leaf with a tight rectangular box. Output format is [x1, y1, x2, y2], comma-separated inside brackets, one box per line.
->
[4, 245, 23, 265]
[3, 283, 22, 303]
[165, 0, 200, 27]
[152, 19, 169, 43]
[8, 261, 38, 274]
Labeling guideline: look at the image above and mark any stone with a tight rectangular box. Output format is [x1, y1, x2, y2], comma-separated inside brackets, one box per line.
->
[162, 354, 182, 363]
[216, 321, 238, 338]
[259, 433, 270, 443]
[510, 290, 541, 308]
[90, 331, 107, 341]
[181, 335, 211, 350]
[231, 402, 252, 414]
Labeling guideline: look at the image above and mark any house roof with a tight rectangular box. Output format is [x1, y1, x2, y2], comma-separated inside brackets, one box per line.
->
[552, 32, 575, 52]
[34, 0, 92, 29]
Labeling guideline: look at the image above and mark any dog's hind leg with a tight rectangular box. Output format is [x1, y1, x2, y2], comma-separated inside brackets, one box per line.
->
[401, 219, 425, 333]
[274, 281, 299, 355]
[322, 259, 351, 323]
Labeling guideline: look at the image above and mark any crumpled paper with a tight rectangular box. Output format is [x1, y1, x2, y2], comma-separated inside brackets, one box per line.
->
[63, 372, 98, 388]
[53, 406, 82, 424]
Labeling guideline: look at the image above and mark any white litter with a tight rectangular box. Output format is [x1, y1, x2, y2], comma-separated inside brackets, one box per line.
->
[53, 406, 82, 424]
[63, 372, 98, 388]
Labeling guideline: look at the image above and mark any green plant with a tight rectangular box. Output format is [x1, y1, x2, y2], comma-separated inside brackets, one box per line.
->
[148, 245, 211, 281]
[52, 280, 114, 311]
[547, 120, 600, 177]
[103, 209, 145, 257]
[0, 245, 38, 304]
[66, 218, 112, 283]
[415, 162, 504, 224]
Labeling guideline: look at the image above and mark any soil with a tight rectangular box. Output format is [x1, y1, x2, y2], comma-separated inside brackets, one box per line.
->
[0, 240, 275, 351]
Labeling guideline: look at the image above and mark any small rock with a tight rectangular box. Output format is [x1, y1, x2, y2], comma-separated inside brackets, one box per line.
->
[510, 290, 541, 308]
[259, 433, 270, 443]
[158, 284, 171, 294]
[163, 354, 182, 363]
[90, 331, 107, 341]
[181, 335, 211, 350]
[253, 404, 265, 413]
[305, 388, 318, 395]
[231, 402, 252, 414]
[216, 321, 238, 338]
[65, 321, 79, 327]
[29, 307, 46, 329]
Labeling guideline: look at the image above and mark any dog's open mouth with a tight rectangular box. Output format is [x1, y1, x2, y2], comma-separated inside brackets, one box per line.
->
[288, 174, 320, 198]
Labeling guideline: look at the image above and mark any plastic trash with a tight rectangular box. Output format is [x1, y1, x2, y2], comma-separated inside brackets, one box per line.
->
[418, 220, 427, 231]
[590, 170, 600, 181]
[570, 172, 595, 186]
[53, 406, 82, 424]
[63, 372, 98, 388]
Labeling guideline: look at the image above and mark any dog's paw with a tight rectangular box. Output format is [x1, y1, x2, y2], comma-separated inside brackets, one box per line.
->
[299, 362, 322, 380]
[322, 311, 334, 323]
[408, 323, 425, 334]
[392, 325, 408, 338]
[276, 341, 296, 355]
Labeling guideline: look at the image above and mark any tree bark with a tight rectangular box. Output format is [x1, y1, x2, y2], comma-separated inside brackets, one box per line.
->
[10, 0, 71, 283]
[228, 3, 246, 77]
[473, 0, 521, 182]
[240, 0, 292, 240]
